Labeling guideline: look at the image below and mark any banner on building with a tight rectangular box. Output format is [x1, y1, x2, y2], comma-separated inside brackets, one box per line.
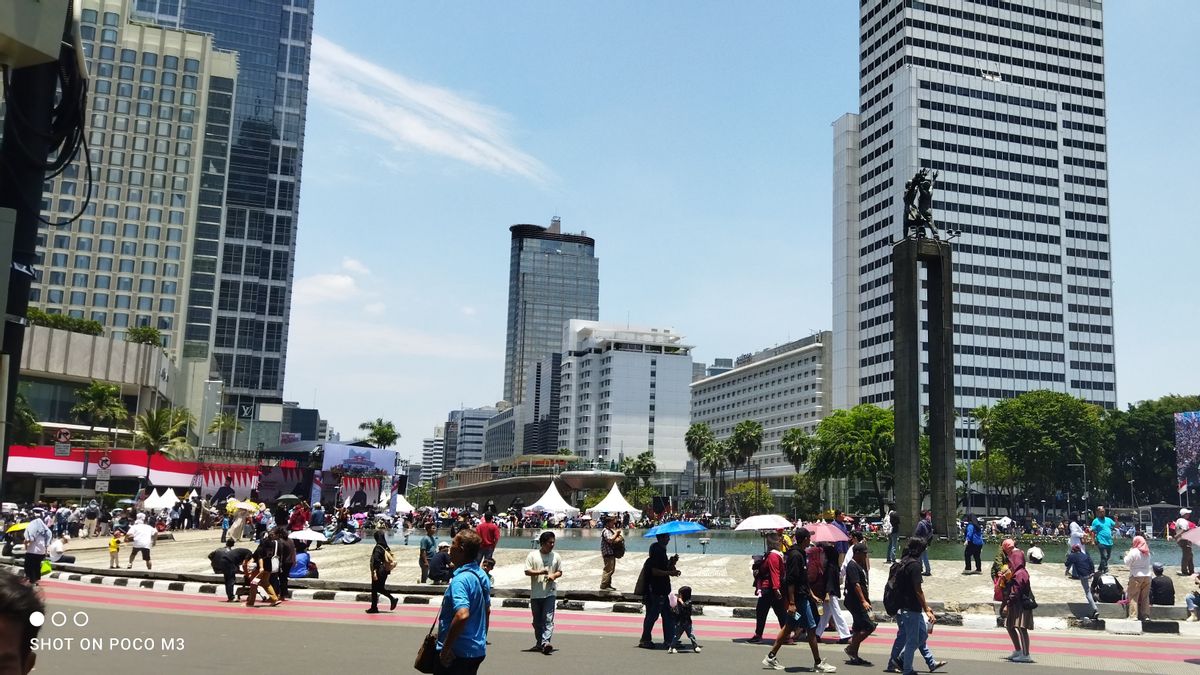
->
[1177, 412, 1200, 494]
[320, 443, 397, 475]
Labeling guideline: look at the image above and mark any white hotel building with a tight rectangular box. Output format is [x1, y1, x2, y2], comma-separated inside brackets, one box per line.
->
[558, 321, 692, 476]
[833, 0, 1116, 460]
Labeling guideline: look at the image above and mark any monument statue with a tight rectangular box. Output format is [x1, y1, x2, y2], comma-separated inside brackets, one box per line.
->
[903, 168, 939, 239]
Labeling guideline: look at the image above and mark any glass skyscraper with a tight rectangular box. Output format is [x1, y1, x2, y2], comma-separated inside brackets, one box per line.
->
[832, 0, 1116, 460]
[503, 218, 599, 406]
[134, 0, 312, 414]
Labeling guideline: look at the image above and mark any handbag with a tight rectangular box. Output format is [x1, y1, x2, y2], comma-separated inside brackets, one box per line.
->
[634, 558, 649, 597]
[414, 613, 440, 673]
[1021, 587, 1038, 611]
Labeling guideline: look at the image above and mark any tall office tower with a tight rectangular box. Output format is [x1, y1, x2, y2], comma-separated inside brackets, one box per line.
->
[503, 217, 599, 406]
[25, 1, 237, 356]
[452, 406, 499, 468]
[522, 352, 563, 455]
[558, 320, 693, 472]
[134, 0, 313, 415]
[420, 426, 444, 484]
[441, 415, 459, 474]
[833, 0, 1116, 460]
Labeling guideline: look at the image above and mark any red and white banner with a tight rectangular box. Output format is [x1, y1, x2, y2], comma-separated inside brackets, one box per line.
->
[339, 476, 381, 508]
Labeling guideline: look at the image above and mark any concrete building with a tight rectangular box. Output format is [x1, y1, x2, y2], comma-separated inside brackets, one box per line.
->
[503, 218, 599, 406]
[482, 406, 518, 463]
[451, 406, 499, 468]
[420, 426, 444, 484]
[281, 402, 321, 441]
[832, 0, 1116, 461]
[442, 415, 459, 474]
[557, 321, 693, 474]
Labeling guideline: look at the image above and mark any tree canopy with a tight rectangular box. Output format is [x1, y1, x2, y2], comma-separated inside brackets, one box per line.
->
[728, 480, 773, 515]
[125, 325, 164, 346]
[358, 418, 399, 449]
[71, 381, 128, 446]
[807, 404, 898, 517]
[27, 307, 103, 336]
[1103, 394, 1200, 505]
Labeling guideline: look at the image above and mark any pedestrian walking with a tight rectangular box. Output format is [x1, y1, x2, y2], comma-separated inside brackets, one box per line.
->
[434, 530, 490, 674]
[1091, 506, 1117, 574]
[83, 500, 99, 538]
[913, 511, 933, 576]
[885, 538, 946, 674]
[125, 514, 157, 570]
[420, 522, 437, 583]
[762, 527, 836, 673]
[814, 541, 852, 643]
[600, 515, 624, 591]
[842, 542, 877, 667]
[637, 533, 680, 649]
[885, 504, 900, 564]
[749, 533, 786, 642]
[1174, 509, 1194, 576]
[272, 526, 295, 601]
[476, 513, 501, 562]
[1123, 535, 1152, 620]
[1002, 549, 1035, 663]
[22, 514, 51, 586]
[1064, 544, 1098, 618]
[246, 530, 282, 607]
[367, 530, 399, 613]
[668, 585, 701, 653]
[1150, 562, 1175, 606]
[525, 531, 563, 654]
[962, 516, 983, 574]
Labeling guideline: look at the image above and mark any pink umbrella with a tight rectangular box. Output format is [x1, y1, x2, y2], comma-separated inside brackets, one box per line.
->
[805, 522, 850, 543]
[1180, 526, 1200, 547]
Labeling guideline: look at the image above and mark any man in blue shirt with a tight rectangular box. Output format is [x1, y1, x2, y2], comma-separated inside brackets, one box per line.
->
[1091, 506, 1117, 574]
[436, 530, 490, 674]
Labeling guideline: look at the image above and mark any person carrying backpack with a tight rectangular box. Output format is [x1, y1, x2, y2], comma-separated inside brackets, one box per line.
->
[963, 516, 984, 574]
[761, 527, 836, 673]
[884, 538, 946, 674]
[750, 533, 786, 642]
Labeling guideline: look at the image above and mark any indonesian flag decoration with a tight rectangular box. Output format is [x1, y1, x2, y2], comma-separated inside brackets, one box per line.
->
[1181, 479, 1189, 496]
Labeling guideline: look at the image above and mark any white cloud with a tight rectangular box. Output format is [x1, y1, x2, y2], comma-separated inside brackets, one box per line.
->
[341, 257, 371, 276]
[461, 306, 477, 317]
[309, 35, 551, 183]
[292, 273, 361, 304]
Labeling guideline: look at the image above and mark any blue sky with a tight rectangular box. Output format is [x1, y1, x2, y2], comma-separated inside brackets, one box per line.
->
[285, 2, 1200, 461]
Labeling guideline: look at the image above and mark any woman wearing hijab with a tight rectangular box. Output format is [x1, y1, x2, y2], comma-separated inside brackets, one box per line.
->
[367, 530, 399, 613]
[1003, 549, 1034, 663]
[1123, 535, 1153, 620]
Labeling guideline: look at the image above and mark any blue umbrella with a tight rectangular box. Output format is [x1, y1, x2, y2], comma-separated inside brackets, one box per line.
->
[643, 521, 708, 538]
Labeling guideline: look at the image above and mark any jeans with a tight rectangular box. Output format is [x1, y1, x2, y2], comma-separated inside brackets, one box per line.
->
[1186, 592, 1200, 617]
[478, 547, 495, 563]
[893, 610, 932, 672]
[964, 543, 982, 571]
[754, 592, 785, 638]
[1079, 577, 1098, 615]
[1097, 544, 1113, 572]
[420, 555, 429, 583]
[887, 532, 899, 562]
[920, 550, 931, 575]
[671, 622, 698, 649]
[531, 595, 556, 646]
[640, 593, 675, 645]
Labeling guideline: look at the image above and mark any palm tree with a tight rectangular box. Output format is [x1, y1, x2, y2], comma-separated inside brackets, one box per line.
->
[208, 412, 244, 449]
[12, 393, 43, 445]
[730, 419, 764, 484]
[133, 407, 195, 494]
[358, 418, 399, 448]
[684, 423, 714, 499]
[780, 427, 816, 473]
[701, 440, 727, 511]
[71, 380, 128, 448]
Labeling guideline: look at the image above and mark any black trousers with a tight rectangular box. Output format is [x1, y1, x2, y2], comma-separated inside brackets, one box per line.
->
[964, 542, 983, 571]
[24, 554, 45, 584]
[754, 592, 785, 638]
[371, 572, 396, 609]
[222, 570, 238, 601]
[271, 573, 290, 599]
[434, 656, 484, 675]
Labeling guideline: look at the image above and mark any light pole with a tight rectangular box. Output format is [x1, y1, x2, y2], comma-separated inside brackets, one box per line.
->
[1068, 463, 1088, 512]
[1129, 479, 1136, 509]
[1040, 499, 1046, 530]
[963, 415, 976, 515]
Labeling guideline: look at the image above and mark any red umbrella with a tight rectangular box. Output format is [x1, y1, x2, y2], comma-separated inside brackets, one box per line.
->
[805, 522, 850, 543]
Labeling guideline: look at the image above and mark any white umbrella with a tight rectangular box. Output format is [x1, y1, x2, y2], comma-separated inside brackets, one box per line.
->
[733, 514, 794, 531]
[288, 529, 328, 542]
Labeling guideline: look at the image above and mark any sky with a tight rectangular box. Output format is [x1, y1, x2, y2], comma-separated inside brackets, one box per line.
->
[284, 2, 1200, 462]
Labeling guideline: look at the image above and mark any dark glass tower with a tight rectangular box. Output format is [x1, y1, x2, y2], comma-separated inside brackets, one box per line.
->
[503, 218, 599, 406]
[133, 0, 312, 414]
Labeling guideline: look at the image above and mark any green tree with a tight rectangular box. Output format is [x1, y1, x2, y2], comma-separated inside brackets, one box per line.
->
[808, 404, 896, 518]
[685, 422, 714, 498]
[780, 428, 816, 473]
[976, 390, 1108, 502]
[11, 392, 43, 445]
[125, 326, 163, 346]
[729, 420, 763, 483]
[358, 418, 400, 448]
[71, 380, 128, 448]
[133, 408, 195, 463]
[27, 307, 103, 336]
[407, 483, 432, 508]
[557, 448, 574, 456]
[623, 484, 660, 513]
[1104, 394, 1200, 505]
[208, 412, 244, 449]
[701, 440, 727, 507]
[581, 489, 607, 511]
[728, 480, 774, 515]
[619, 451, 657, 491]
[791, 473, 822, 521]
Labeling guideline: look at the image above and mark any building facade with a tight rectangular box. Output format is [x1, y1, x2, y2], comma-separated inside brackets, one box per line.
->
[503, 218, 599, 406]
[420, 426, 444, 484]
[832, 0, 1115, 460]
[558, 321, 693, 473]
[452, 406, 499, 469]
[134, 0, 314, 415]
[690, 332, 832, 478]
[482, 406, 518, 463]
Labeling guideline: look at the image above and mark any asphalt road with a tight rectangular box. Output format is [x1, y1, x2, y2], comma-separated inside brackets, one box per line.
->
[27, 579, 1199, 675]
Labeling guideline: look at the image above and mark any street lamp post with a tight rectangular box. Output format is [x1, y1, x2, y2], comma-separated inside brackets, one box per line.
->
[1068, 463, 1088, 512]
[1040, 499, 1046, 530]
[1129, 479, 1136, 509]
[963, 416, 976, 515]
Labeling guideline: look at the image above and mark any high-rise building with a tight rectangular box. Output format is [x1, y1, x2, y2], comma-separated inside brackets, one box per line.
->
[833, 0, 1115, 460]
[25, 1, 238, 360]
[420, 426, 444, 484]
[503, 217, 599, 406]
[558, 320, 693, 473]
[134, 0, 313, 415]
[452, 406, 499, 468]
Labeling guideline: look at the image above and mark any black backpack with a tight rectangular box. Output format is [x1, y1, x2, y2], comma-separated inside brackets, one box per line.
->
[883, 560, 915, 615]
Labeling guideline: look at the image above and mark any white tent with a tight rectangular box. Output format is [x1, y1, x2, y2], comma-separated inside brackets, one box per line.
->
[586, 483, 642, 519]
[524, 481, 579, 517]
[392, 494, 415, 514]
[142, 489, 164, 510]
[158, 489, 180, 507]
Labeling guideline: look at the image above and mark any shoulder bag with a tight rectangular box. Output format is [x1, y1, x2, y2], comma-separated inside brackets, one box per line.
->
[413, 612, 440, 673]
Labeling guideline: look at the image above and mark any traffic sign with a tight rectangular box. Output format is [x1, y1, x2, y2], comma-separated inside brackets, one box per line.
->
[95, 480, 109, 492]
[97, 456, 112, 470]
[96, 467, 111, 481]
[54, 442, 70, 457]
[54, 428, 71, 443]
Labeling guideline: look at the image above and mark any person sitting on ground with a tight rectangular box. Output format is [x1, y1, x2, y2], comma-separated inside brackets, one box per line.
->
[1184, 575, 1200, 622]
[289, 540, 317, 579]
[1150, 562, 1176, 606]
[48, 534, 76, 564]
[1091, 571, 1125, 604]
[428, 541, 453, 584]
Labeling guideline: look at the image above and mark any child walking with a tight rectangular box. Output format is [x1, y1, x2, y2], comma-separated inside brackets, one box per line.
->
[108, 529, 122, 569]
[668, 585, 701, 653]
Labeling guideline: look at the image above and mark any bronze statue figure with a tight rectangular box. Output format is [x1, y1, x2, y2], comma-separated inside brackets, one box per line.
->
[903, 168, 938, 239]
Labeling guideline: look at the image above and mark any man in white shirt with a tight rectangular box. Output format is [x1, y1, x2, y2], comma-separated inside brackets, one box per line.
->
[48, 535, 76, 564]
[1068, 512, 1086, 553]
[125, 514, 157, 570]
[525, 531, 563, 654]
[1175, 508, 1195, 576]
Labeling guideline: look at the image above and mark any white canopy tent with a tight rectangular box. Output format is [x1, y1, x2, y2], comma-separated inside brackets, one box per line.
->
[586, 483, 642, 519]
[141, 489, 164, 509]
[380, 492, 416, 515]
[524, 481, 580, 517]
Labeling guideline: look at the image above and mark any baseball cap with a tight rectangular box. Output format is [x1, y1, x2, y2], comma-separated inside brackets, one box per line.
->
[1152, 562, 1165, 573]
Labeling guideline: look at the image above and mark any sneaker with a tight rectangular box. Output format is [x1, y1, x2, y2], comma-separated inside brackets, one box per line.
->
[694, 645, 703, 653]
[390, 597, 399, 611]
[668, 647, 677, 654]
[1005, 650, 1022, 661]
[1011, 655, 1034, 663]
[930, 661, 947, 672]
[1188, 616, 1199, 622]
[813, 660, 837, 673]
[762, 654, 784, 670]
[364, 608, 380, 614]
[637, 641, 655, 649]
[837, 637, 851, 644]
[884, 658, 902, 673]
[747, 635, 763, 643]
[542, 643, 553, 655]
